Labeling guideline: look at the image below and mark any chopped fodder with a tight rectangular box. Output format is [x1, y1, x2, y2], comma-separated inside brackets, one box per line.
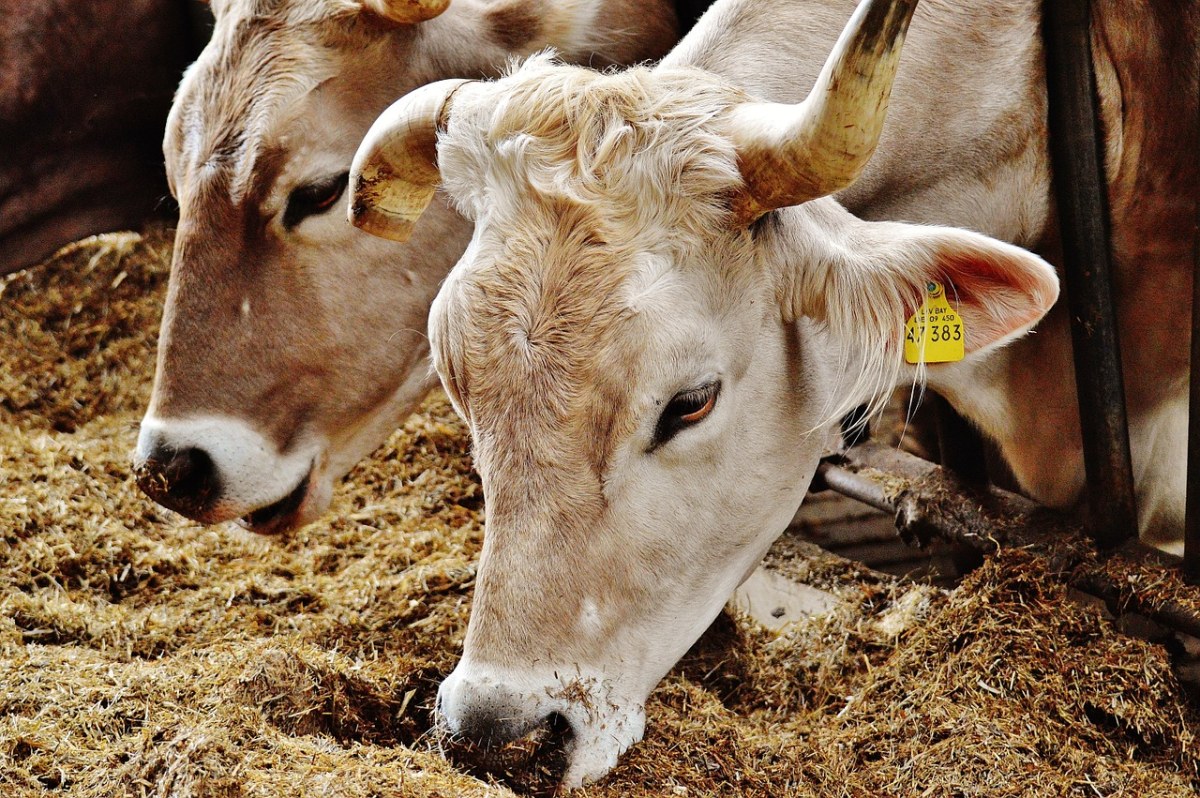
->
[790, 550, 1200, 797]
[2, 231, 1199, 797]
[1, 230, 170, 432]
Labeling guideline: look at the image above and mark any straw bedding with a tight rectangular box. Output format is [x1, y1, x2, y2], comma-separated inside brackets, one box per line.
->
[2, 228, 1198, 797]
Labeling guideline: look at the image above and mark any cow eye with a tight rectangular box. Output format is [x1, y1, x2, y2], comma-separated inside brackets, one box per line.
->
[282, 172, 349, 230]
[651, 380, 720, 450]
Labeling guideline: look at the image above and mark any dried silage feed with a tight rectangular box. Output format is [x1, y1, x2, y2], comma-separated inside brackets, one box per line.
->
[2, 228, 1198, 797]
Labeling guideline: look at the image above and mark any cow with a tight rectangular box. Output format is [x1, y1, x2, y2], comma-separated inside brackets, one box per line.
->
[132, 0, 681, 532]
[343, 0, 1071, 784]
[0, 0, 195, 276]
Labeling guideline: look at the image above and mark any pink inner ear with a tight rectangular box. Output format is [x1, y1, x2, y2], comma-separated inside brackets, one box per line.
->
[933, 246, 1058, 355]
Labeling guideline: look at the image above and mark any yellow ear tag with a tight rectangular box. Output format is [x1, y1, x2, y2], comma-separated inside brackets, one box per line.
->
[904, 281, 965, 364]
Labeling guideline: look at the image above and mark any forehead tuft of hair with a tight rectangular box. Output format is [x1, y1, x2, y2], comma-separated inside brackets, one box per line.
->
[433, 55, 752, 391]
[172, 0, 381, 203]
[439, 53, 751, 240]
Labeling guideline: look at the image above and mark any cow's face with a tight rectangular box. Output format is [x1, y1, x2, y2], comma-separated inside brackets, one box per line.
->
[353, 27, 1058, 784]
[429, 190, 835, 786]
[134, 0, 679, 532]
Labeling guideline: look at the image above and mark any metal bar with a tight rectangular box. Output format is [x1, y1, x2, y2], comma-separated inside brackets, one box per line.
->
[1187, 162, 1200, 584]
[817, 443, 1200, 640]
[1042, 0, 1138, 548]
[817, 464, 890, 512]
[1073, 571, 1200, 642]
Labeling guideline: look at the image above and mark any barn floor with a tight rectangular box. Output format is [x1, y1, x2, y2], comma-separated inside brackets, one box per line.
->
[3, 228, 1200, 797]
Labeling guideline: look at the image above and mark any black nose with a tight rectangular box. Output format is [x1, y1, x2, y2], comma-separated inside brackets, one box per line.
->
[135, 444, 222, 521]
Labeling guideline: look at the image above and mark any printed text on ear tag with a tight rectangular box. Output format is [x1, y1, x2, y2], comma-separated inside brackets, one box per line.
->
[904, 281, 965, 364]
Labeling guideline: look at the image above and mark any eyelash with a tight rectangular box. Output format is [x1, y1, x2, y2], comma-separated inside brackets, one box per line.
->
[282, 172, 349, 230]
[650, 381, 720, 451]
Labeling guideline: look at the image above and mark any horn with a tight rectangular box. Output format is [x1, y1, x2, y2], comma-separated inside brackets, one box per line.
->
[349, 79, 471, 242]
[361, 0, 451, 25]
[730, 0, 919, 220]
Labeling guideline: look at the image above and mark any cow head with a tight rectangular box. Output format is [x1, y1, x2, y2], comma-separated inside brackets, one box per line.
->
[350, 0, 1058, 785]
[133, 0, 678, 532]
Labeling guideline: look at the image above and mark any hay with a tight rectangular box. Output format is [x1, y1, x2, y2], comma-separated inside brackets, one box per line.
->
[2, 229, 1198, 797]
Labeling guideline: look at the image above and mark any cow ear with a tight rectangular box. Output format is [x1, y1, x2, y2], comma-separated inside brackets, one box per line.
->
[783, 206, 1059, 364]
[361, 0, 450, 25]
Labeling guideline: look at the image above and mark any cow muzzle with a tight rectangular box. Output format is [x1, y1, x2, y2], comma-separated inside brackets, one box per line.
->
[134, 413, 324, 533]
[436, 661, 647, 788]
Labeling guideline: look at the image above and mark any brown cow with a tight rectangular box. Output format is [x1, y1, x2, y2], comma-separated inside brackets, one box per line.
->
[133, 0, 680, 532]
[0, 0, 196, 275]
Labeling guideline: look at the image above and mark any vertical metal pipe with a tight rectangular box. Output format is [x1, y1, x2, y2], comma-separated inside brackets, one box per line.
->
[1186, 174, 1200, 583]
[1042, 0, 1138, 549]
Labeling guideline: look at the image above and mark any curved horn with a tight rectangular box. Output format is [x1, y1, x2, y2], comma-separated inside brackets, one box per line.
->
[349, 78, 470, 242]
[730, 0, 919, 220]
[361, 0, 450, 25]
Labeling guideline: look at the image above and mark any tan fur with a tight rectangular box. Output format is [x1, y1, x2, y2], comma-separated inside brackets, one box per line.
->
[486, 0, 544, 51]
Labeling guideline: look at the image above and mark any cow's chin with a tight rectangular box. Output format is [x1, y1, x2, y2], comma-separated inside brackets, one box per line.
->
[235, 371, 439, 536]
[234, 462, 332, 536]
[234, 403, 428, 535]
[558, 700, 647, 788]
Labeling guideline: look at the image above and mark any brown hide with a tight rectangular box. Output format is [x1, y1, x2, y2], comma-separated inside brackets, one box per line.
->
[1095, 0, 1199, 405]
[0, 1, 195, 275]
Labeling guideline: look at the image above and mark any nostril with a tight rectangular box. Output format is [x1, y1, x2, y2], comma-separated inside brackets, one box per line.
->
[545, 711, 571, 737]
[456, 708, 508, 750]
[135, 444, 222, 519]
[163, 446, 216, 496]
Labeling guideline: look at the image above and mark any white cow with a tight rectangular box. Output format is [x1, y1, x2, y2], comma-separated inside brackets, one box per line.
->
[350, 0, 1061, 784]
